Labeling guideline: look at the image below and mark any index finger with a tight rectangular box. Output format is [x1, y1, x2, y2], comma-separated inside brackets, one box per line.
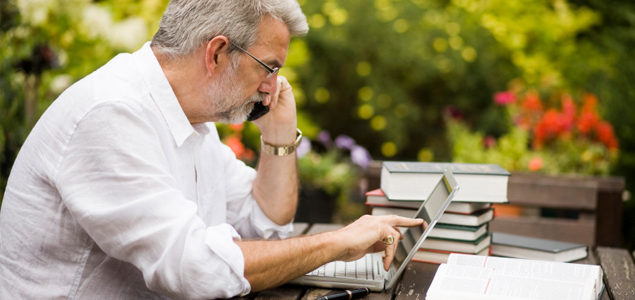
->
[384, 215, 425, 227]
[268, 77, 284, 110]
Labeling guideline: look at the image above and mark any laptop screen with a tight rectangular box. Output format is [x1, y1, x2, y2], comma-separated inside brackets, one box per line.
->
[390, 171, 455, 275]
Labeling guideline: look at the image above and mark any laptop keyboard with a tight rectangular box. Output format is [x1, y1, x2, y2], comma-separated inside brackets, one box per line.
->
[305, 254, 383, 280]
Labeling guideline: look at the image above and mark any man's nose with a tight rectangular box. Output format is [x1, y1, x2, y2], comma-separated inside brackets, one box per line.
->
[258, 73, 279, 96]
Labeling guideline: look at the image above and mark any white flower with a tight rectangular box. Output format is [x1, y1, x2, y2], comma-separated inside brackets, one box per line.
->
[17, 0, 55, 26]
[82, 5, 112, 40]
[108, 18, 148, 51]
[50, 75, 73, 94]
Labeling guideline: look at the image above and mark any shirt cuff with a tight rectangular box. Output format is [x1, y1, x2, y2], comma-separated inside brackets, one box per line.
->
[204, 223, 251, 296]
[252, 203, 294, 240]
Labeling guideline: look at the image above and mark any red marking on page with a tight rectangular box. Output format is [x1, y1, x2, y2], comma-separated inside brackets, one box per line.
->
[483, 256, 488, 268]
[484, 278, 492, 294]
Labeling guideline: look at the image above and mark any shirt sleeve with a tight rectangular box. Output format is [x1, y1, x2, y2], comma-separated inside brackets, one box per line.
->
[216, 137, 294, 240]
[55, 102, 250, 299]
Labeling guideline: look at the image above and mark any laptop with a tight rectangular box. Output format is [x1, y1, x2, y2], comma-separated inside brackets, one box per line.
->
[289, 169, 459, 291]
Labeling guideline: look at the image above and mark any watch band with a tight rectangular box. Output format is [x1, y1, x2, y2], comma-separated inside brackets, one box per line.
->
[260, 129, 303, 156]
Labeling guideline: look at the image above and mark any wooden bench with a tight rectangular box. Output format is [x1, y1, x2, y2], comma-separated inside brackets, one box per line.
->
[489, 172, 625, 247]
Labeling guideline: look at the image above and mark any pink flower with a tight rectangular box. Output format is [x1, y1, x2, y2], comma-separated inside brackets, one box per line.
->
[483, 135, 497, 148]
[494, 92, 516, 106]
[528, 157, 543, 171]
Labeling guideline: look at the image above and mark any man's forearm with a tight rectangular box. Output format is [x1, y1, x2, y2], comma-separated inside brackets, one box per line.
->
[252, 150, 298, 225]
[250, 76, 299, 225]
[236, 230, 341, 292]
[236, 215, 426, 292]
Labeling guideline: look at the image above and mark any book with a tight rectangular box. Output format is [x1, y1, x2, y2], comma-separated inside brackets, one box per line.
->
[428, 223, 488, 241]
[439, 208, 493, 226]
[426, 253, 604, 300]
[371, 206, 494, 227]
[380, 162, 510, 203]
[420, 233, 491, 253]
[491, 232, 588, 262]
[412, 247, 490, 264]
[365, 189, 491, 214]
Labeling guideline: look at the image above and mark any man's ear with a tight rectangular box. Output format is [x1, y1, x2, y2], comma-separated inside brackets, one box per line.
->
[205, 36, 230, 76]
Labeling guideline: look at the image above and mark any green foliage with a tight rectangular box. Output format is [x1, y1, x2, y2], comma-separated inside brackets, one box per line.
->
[568, 0, 635, 250]
[292, 0, 615, 163]
[298, 151, 358, 198]
[449, 121, 531, 171]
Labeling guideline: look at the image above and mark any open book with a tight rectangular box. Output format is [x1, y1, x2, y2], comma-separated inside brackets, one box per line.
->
[426, 254, 604, 300]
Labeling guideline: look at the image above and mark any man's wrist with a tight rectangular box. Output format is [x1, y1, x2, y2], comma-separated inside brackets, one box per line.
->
[260, 124, 298, 145]
[260, 129, 302, 156]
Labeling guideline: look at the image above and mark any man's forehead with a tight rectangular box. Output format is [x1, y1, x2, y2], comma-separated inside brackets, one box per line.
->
[248, 16, 291, 66]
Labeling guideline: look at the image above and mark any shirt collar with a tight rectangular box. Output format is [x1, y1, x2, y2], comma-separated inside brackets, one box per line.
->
[133, 42, 207, 147]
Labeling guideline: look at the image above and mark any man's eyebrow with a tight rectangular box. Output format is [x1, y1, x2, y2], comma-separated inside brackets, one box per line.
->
[264, 59, 283, 69]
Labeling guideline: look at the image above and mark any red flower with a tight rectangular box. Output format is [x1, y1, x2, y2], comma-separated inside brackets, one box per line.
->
[560, 94, 576, 131]
[577, 111, 599, 135]
[528, 157, 543, 171]
[226, 136, 246, 157]
[595, 121, 619, 150]
[522, 91, 543, 112]
[225, 135, 256, 161]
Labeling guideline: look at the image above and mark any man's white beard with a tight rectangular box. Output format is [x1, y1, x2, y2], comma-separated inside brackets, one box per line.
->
[207, 61, 266, 124]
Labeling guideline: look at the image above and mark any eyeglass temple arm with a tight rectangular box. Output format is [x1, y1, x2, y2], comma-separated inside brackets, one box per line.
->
[229, 41, 276, 73]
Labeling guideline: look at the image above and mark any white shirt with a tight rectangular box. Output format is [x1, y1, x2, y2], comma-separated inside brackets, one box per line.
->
[0, 43, 293, 299]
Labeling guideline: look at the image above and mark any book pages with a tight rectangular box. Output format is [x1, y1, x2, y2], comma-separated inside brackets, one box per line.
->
[427, 264, 595, 300]
[446, 254, 602, 295]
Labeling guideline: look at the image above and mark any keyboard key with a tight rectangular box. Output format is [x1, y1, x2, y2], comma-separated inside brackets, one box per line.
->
[345, 261, 356, 278]
[325, 262, 335, 277]
[335, 261, 346, 278]
[356, 258, 367, 279]
[367, 255, 374, 280]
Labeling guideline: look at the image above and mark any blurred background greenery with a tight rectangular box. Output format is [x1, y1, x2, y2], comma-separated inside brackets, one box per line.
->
[1, 0, 634, 247]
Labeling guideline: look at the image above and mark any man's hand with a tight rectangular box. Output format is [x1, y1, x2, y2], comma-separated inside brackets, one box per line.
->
[334, 215, 427, 271]
[252, 75, 297, 145]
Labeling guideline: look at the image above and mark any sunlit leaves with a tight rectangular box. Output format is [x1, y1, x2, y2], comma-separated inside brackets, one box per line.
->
[358, 86, 374, 101]
[356, 61, 371, 76]
[357, 104, 374, 119]
[381, 142, 397, 157]
[315, 88, 330, 104]
[371, 115, 387, 131]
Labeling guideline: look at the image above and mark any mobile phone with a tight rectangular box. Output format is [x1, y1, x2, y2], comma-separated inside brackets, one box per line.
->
[247, 101, 270, 121]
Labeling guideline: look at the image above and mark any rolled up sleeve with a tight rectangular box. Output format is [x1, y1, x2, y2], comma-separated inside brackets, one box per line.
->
[218, 140, 294, 240]
[55, 103, 251, 299]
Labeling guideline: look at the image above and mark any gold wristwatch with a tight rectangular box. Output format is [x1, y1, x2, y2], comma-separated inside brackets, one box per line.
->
[260, 129, 303, 156]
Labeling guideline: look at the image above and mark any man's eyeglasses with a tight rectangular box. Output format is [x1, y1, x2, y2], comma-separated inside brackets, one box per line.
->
[230, 41, 279, 79]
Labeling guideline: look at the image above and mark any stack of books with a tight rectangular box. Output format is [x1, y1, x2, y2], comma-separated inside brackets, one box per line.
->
[367, 162, 510, 264]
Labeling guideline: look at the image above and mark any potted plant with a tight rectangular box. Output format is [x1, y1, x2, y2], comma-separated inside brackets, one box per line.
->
[295, 131, 372, 223]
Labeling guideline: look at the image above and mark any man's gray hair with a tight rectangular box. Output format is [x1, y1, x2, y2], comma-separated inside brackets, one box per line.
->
[151, 0, 308, 60]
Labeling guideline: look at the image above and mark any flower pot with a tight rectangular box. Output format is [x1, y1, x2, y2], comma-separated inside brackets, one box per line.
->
[295, 186, 336, 223]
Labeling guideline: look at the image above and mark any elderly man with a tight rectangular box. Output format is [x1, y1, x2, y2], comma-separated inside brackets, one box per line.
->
[0, 1, 423, 299]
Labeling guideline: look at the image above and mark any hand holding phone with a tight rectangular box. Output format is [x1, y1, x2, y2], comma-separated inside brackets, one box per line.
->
[247, 101, 270, 121]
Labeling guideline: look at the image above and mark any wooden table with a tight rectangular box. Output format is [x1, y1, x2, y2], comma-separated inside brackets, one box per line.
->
[233, 223, 635, 300]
